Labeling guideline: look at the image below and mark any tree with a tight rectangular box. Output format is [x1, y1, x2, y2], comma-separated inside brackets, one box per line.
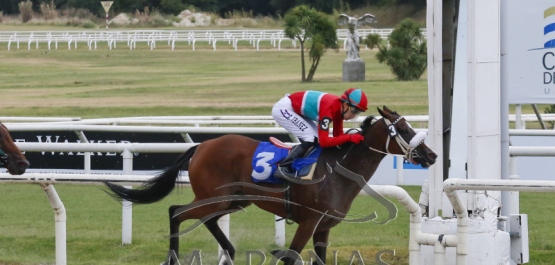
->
[160, 0, 185, 15]
[283, 5, 338, 82]
[376, 18, 427, 81]
[363, 33, 382, 49]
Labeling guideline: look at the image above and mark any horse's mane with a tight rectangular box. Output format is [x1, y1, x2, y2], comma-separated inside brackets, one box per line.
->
[360, 115, 377, 135]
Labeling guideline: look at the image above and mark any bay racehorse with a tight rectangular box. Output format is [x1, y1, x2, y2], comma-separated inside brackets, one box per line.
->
[0, 122, 29, 175]
[104, 106, 437, 264]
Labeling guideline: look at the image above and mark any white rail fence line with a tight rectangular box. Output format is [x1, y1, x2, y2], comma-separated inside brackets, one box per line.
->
[2, 113, 552, 128]
[1, 116, 550, 184]
[2, 122, 420, 182]
[0, 28, 427, 51]
[4, 124, 293, 135]
[1, 115, 551, 184]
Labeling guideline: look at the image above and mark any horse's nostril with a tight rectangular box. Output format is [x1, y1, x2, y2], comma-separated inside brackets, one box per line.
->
[18, 160, 30, 169]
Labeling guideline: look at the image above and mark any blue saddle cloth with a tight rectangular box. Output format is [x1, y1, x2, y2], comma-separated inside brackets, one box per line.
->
[251, 142, 322, 184]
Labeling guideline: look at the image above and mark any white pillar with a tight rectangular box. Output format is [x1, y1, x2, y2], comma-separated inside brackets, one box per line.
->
[467, 0, 501, 179]
[467, 0, 501, 225]
[444, 0, 469, 219]
[426, 0, 444, 217]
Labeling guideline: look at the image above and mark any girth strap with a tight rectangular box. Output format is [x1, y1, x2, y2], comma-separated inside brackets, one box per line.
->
[275, 181, 294, 225]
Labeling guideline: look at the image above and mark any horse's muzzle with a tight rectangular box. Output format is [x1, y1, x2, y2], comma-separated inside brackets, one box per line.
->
[411, 149, 437, 168]
[7, 159, 30, 175]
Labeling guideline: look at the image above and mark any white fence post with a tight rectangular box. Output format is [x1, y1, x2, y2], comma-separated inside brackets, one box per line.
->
[122, 149, 133, 245]
[275, 216, 285, 247]
[40, 183, 67, 265]
[396, 155, 404, 185]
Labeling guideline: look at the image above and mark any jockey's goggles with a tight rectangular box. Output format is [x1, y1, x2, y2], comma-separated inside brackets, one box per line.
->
[348, 105, 363, 115]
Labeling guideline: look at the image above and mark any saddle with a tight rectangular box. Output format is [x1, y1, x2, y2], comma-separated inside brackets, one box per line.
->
[269, 137, 319, 181]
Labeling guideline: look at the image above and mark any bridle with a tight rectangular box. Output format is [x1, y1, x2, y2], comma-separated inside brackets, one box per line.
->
[364, 116, 427, 162]
[0, 148, 7, 167]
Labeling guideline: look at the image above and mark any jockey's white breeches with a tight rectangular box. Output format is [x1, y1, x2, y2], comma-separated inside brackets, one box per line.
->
[272, 95, 318, 143]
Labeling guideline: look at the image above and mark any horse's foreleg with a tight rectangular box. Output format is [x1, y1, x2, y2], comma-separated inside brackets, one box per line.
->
[204, 216, 236, 262]
[274, 221, 320, 265]
[312, 229, 330, 265]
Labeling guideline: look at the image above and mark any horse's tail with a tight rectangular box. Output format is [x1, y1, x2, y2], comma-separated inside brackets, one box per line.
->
[104, 145, 199, 204]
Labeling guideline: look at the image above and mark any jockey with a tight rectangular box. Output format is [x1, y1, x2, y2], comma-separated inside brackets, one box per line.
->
[271, 88, 368, 180]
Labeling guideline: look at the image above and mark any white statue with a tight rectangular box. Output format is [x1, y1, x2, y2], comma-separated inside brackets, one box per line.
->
[337, 14, 376, 61]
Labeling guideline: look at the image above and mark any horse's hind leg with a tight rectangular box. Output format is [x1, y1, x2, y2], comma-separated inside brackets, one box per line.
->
[165, 203, 219, 265]
[166, 205, 184, 265]
[204, 201, 253, 264]
[204, 216, 235, 262]
[165, 201, 244, 265]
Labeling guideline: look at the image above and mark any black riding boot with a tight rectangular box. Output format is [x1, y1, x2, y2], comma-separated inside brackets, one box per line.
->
[275, 141, 313, 181]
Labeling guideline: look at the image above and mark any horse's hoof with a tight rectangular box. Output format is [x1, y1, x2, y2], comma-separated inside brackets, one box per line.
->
[270, 250, 303, 265]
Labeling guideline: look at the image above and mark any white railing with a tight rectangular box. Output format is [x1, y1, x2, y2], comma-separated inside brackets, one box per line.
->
[2, 113, 552, 128]
[0, 28, 427, 51]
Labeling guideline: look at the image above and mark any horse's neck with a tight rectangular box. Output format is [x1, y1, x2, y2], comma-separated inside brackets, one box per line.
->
[311, 144, 384, 214]
[322, 143, 385, 189]
[334, 121, 393, 187]
[348, 144, 384, 178]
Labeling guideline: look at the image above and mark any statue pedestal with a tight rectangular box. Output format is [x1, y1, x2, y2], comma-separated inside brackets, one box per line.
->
[342, 59, 365, 82]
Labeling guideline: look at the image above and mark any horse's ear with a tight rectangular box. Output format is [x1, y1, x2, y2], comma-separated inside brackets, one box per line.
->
[377, 107, 385, 117]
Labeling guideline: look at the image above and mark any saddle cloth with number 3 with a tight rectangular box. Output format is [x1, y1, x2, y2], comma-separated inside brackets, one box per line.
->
[251, 142, 323, 184]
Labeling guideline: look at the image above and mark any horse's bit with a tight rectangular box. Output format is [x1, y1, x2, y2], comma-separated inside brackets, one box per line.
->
[367, 116, 427, 162]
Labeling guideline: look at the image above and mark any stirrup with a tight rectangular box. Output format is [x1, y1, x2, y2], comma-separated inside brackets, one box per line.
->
[274, 166, 301, 181]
